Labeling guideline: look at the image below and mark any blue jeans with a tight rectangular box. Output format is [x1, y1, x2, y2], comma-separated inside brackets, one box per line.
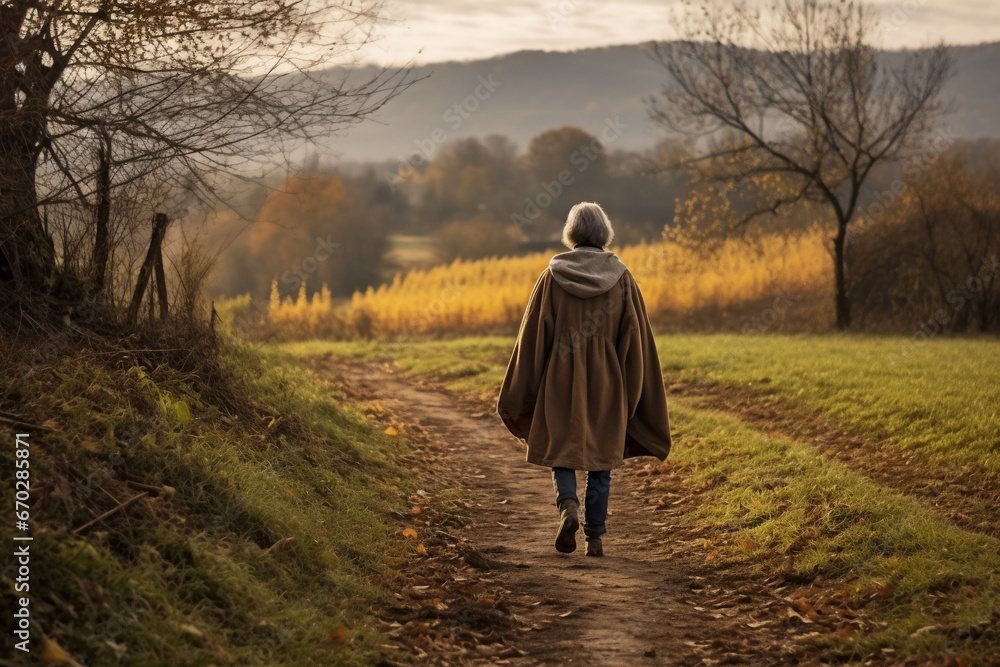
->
[551, 467, 611, 538]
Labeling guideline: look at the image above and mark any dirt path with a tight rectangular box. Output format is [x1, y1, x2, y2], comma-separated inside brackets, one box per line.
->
[307, 356, 863, 666]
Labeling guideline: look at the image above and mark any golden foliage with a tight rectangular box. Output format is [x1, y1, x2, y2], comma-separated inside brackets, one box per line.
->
[253, 228, 833, 340]
[249, 175, 350, 255]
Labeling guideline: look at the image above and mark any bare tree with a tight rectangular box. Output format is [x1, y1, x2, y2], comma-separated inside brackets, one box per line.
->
[647, 0, 954, 329]
[0, 0, 410, 298]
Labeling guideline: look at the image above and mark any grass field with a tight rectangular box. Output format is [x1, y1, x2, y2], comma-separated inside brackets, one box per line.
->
[290, 334, 1000, 472]
[654, 334, 1000, 472]
[286, 333, 1000, 661]
[0, 338, 417, 666]
[11, 329, 994, 663]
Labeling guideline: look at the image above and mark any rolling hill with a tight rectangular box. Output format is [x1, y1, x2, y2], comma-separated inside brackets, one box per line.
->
[316, 41, 1000, 165]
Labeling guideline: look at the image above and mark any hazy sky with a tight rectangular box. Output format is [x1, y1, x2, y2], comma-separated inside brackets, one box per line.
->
[358, 0, 1000, 65]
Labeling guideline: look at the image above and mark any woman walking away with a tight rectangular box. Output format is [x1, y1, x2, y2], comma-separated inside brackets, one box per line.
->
[497, 202, 672, 557]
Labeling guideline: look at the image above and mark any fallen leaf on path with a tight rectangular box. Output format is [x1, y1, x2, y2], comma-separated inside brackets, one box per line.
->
[40, 638, 82, 666]
[384, 426, 398, 436]
[935, 657, 970, 667]
[791, 599, 822, 622]
[786, 607, 814, 624]
[411, 506, 422, 515]
[402, 528, 418, 539]
[324, 625, 349, 646]
[868, 581, 893, 599]
[415, 544, 428, 555]
[834, 623, 856, 638]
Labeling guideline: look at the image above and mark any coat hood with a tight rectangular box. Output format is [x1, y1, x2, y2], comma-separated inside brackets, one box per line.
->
[548, 247, 627, 299]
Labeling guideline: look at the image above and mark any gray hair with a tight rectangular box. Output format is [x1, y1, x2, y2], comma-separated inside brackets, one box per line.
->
[561, 202, 615, 250]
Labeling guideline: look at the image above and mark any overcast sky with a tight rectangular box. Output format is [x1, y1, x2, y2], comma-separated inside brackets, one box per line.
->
[356, 0, 1000, 65]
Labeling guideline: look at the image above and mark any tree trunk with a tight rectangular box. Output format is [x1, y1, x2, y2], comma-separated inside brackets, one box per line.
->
[833, 221, 851, 330]
[0, 55, 57, 290]
[92, 133, 112, 294]
[0, 147, 56, 289]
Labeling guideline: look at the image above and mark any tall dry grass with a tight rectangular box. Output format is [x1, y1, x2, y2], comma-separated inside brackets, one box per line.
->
[225, 228, 834, 340]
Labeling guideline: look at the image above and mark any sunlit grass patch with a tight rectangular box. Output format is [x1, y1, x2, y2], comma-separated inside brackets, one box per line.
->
[666, 403, 1000, 658]
[653, 334, 1000, 473]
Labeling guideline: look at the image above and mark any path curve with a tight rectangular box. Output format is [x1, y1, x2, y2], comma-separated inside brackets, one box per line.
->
[312, 356, 802, 666]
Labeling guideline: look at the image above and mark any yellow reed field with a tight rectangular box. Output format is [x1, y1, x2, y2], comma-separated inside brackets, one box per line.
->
[250, 228, 833, 340]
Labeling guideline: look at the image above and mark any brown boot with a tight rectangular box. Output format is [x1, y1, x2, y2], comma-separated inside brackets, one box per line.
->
[585, 536, 603, 557]
[554, 499, 580, 553]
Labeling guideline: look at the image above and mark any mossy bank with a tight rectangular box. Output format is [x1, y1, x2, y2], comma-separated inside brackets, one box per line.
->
[1, 335, 414, 666]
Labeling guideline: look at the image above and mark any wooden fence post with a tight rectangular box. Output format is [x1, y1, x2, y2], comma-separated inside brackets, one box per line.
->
[127, 213, 170, 324]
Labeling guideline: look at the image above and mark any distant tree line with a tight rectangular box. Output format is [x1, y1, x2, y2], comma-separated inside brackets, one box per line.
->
[205, 126, 689, 298]
[207, 124, 1000, 334]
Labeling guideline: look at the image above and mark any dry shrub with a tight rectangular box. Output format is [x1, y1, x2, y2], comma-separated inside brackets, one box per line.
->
[848, 156, 1000, 332]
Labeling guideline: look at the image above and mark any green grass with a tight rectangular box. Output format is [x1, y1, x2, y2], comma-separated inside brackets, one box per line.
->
[294, 334, 1000, 473]
[1, 336, 414, 666]
[286, 334, 1000, 661]
[652, 334, 1000, 473]
[666, 403, 1000, 659]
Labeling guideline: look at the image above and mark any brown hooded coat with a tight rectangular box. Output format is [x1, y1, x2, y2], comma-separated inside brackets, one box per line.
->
[496, 246, 672, 470]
